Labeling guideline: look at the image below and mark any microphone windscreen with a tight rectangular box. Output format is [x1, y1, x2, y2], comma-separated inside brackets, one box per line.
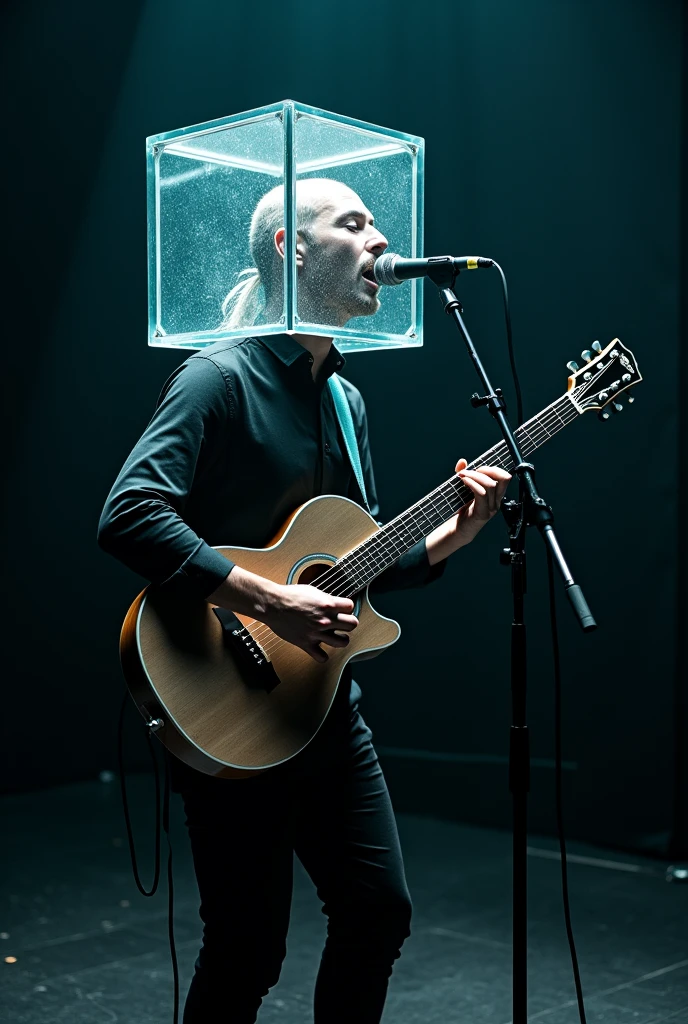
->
[373, 253, 402, 286]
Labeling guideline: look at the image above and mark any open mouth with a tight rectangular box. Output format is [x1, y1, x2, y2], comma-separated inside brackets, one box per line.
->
[361, 267, 379, 291]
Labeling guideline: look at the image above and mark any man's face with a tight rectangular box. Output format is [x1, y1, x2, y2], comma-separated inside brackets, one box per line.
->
[296, 186, 389, 326]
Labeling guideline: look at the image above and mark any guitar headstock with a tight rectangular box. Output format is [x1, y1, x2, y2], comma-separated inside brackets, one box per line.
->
[566, 338, 642, 420]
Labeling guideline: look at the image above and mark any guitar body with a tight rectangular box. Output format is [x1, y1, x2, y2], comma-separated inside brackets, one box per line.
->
[120, 495, 401, 779]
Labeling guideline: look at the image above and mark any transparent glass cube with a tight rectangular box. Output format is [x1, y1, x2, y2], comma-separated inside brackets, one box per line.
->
[147, 100, 424, 353]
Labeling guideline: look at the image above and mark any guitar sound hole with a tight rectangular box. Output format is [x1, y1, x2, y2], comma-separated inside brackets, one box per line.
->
[297, 562, 333, 587]
[296, 562, 361, 618]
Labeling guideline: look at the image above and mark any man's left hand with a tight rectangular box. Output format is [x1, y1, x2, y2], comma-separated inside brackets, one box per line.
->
[425, 459, 512, 565]
[453, 457, 512, 543]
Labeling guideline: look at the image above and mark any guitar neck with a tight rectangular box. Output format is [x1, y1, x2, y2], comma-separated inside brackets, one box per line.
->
[338, 392, 581, 593]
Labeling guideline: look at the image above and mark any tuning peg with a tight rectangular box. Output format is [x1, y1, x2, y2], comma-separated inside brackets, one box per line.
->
[591, 340, 602, 354]
[598, 409, 611, 421]
[627, 395, 635, 404]
[566, 360, 579, 373]
[581, 349, 593, 362]
[611, 400, 623, 413]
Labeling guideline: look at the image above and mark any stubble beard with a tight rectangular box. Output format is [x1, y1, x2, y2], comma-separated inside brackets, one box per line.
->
[298, 277, 379, 326]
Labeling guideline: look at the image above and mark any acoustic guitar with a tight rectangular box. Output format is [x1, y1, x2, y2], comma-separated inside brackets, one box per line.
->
[121, 338, 641, 778]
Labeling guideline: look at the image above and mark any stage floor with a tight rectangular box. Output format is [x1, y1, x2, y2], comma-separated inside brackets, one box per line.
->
[2, 775, 687, 1023]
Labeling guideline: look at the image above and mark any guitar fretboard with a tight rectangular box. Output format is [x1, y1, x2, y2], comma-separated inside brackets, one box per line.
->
[334, 393, 580, 595]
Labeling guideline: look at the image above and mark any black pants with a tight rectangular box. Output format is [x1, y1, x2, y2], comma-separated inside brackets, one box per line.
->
[177, 703, 412, 1023]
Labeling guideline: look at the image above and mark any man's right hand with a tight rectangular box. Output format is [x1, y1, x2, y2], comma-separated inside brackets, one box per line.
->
[262, 583, 358, 663]
[206, 566, 358, 663]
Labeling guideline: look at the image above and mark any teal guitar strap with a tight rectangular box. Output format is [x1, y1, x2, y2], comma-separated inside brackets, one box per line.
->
[328, 374, 369, 510]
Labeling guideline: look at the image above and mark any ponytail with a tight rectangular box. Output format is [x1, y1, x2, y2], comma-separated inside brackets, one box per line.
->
[220, 268, 263, 329]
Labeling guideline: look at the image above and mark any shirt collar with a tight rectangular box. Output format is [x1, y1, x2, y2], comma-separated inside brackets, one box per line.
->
[257, 334, 347, 377]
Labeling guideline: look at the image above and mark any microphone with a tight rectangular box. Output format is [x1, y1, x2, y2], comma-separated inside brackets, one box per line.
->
[373, 252, 495, 286]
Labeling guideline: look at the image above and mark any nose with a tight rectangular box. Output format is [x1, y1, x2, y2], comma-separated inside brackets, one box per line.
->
[366, 229, 388, 256]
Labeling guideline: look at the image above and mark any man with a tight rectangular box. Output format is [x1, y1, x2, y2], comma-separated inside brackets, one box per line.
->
[98, 177, 511, 1022]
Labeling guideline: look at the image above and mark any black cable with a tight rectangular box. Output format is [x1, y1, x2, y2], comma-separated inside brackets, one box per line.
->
[117, 691, 179, 1023]
[162, 748, 180, 1024]
[117, 690, 162, 896]
[493, 261, 587, 1018]
[547, 546, 587, 1024]
[492, 260, 524, 427]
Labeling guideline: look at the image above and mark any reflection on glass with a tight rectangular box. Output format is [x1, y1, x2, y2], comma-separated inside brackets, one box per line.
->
[156, 113, 284, 341]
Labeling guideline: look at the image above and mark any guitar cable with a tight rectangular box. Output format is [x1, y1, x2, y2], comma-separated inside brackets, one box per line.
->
[494, 265, 588, 1022]
[117, 692, 180, 1023]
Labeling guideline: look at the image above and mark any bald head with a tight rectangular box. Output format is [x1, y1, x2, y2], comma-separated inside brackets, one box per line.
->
[249, 178, 364, 288]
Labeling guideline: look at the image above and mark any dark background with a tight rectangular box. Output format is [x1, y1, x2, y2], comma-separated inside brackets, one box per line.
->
[2, 0, 685, 857]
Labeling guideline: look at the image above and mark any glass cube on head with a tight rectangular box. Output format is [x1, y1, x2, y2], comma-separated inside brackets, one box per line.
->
[220, 178, 389, 331]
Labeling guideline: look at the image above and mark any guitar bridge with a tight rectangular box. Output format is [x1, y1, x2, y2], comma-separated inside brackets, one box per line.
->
[212, 607, 280, 693]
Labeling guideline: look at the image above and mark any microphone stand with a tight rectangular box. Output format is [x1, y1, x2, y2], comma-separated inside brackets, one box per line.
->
[426, 262, 596, 1023]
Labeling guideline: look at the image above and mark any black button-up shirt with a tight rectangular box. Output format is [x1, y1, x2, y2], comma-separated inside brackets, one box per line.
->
[98, 334, 445, 705]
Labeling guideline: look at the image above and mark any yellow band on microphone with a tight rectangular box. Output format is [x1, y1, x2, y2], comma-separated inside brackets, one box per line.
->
[467, 257, 479, 270]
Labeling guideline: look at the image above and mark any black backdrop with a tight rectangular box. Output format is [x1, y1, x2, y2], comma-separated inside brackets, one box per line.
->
[1, 0, 685, 857]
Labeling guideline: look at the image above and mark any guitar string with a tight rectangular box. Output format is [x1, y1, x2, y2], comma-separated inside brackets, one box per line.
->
[244, 397, 582, 656]
[251, 402, 581, 657]
[316, 359, 627, 596]
[247, 393, 581, 655]
[243, 394, 584, 657]
[250, 417, 583, 657]
[251, 394, 577, 615]
[240, 409, 564, 654]
[234, 361, 624, 655]
[245, 357, 625, 645]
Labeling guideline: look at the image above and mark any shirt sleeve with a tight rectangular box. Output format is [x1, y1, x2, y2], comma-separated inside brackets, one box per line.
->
[97, 356, 236, 600]
[340, 378, 447, 594]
